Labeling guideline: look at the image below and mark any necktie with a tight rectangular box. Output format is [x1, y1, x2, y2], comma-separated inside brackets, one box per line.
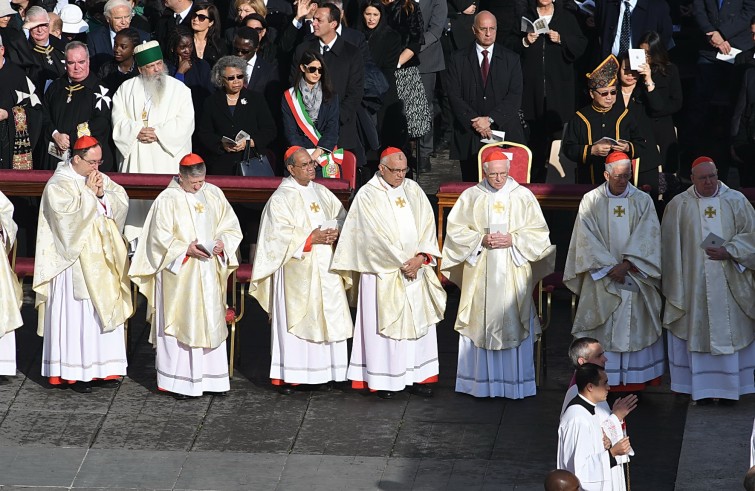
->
[481, 49, 490, 87]
[174, 13, 181, 25]
[619, 1, 631, 56]
[322, 44, 330, 55]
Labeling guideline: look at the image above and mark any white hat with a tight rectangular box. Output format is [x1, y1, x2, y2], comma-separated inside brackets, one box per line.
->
[60, 4, 88, 34]
[0, 1, 15, 17]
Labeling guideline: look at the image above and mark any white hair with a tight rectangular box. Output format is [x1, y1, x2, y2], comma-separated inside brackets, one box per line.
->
[482, 158, 510, 174]
[104, 0, 132, 18]
[604, 160, 631, 174]
[26, 6, 49, 22]
[379, 151, 405, 167]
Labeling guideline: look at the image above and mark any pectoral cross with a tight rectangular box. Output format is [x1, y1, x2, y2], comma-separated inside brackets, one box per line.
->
[704, 206, 716, 218]
[493, 201, 504, 214]
[46, 54, 53, 65]
[194, 202, 205, 214]
[310, 202, 320, 213]
[395, 197, 406, 208]
[613, 205, 626, 217]
[141, 108, 149, 127]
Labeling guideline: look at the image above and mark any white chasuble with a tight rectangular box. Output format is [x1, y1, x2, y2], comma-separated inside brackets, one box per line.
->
[0, 191, 22, 342]
[606, 196, 633, 347]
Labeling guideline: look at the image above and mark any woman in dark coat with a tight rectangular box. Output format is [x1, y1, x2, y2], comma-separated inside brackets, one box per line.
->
[167, 26, 215, 117]
[518, 0, 586, 182]
[359, 0, 406, 148]
[196, 55, 277, 175]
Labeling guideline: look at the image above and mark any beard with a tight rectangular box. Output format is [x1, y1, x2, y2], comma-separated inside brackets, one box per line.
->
[141, 65, 168, 106]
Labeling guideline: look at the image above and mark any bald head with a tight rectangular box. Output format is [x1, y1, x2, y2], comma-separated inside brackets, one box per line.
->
[473, 10, 497, 47]
[544, 469, 581, 491]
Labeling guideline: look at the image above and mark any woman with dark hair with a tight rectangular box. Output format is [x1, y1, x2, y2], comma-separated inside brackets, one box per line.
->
[167, 25, 214, 114]
[616, 31, 682, 197]
[97, 27, 140, 93]
[191, 2, 226, 67]
[519, 0, 586, 182]
[196, 55, 276, 175]
[358, 0, 405, 147]
[281, 51, 340, 173]
[380, 0, 430, 142]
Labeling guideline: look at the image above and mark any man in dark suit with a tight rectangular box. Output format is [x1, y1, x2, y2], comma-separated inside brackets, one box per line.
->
[232, 27, 280, 113]
[87, 0, 151, 71]
[154, 0, 196, 47]
[694, 0, 755, 61]
[417, 0, 448, 172]
[596, 0, 674, 58]
[444, 10, 524, 181]
[292, 3, 365, 165]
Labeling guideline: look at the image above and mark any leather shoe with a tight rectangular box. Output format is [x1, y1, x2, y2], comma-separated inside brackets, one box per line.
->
[71, 382, 92, 394]
[377, 390, 394, 399]
[277, 385, 294, 395]
[419, 157, 432, 173]
[171, 392, 198, 400]
[206, 391, 229, 397]
[93, 378, 121, 388]
[718, 398, 738, 406]
[0, 375, 10, 385]
[408, 384, 433, 398]
[694, 398, 714, 406]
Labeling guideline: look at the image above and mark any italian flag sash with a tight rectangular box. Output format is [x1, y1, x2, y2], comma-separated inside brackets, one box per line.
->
[284, 87, 343, 178]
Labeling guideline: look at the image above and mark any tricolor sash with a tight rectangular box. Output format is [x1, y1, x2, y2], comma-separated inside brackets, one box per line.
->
[284, 87, 343, 178]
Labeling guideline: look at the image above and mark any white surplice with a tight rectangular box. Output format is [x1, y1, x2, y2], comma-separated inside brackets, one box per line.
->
[558, 395, 615, 491]
[0, 333, 16, 375]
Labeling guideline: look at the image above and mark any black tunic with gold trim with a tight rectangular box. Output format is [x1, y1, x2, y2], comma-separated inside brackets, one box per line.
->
[563, 103, 647, 185]
[28, 36, 66, 99]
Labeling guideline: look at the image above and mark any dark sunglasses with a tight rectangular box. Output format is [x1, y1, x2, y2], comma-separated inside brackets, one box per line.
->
[224, 74, 245, 81]
[304, 65, 322, 74]
[235, 47, 253, 54]
[251, 26, 264, 31]
[192, 13, 210, 21]
[594, 89, 617, 97]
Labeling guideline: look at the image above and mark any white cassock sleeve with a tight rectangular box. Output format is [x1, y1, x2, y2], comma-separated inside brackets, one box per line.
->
[558, 413, 608, 490]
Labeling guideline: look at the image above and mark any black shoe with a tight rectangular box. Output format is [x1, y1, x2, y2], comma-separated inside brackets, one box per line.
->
[206, 391, 229, 397]
[71, 382, 92, 394]
[93, 378, 121, 388]
[171, 392, 198, 400]
[419, 157, 432, 173]
[0, 375, 10, 385]
[694, 398, 714, 406]
[277, 385, 294, 395]
[718, 398, 738, 406]
[377, 390, 395, 399]
[408, 384, 433, 398]
[433, 138, 449, 155]
[318, 382, 334, 392]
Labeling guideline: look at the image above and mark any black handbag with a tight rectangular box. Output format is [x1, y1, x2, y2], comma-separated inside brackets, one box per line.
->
[238, 140, 274, 176]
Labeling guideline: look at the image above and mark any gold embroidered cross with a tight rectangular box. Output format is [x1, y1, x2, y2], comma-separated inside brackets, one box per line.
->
[310, 202, 320, 213]
[613, 205, 625, 217]
[704, 206, 716, 218]
[395, 197, 406, 208]
[194, 202, 205, 214]
[493, 201, 504, 213]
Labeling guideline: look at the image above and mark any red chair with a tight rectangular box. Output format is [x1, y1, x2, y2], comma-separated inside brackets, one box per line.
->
[340, 150, 357, 190]
[477, 141, 533, 183]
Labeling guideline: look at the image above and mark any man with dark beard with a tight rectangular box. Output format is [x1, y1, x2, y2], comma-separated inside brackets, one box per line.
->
[42, 41, 114, 171]
[111, 40, 194, 246]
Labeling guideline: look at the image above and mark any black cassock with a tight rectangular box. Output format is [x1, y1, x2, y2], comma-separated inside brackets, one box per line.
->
[0, 60, 42, 169]
[41, 73, 114, 171]
[28, 37, 66, 100]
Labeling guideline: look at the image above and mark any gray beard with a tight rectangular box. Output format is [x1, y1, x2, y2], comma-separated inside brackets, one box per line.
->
[141, 70, 167, 106]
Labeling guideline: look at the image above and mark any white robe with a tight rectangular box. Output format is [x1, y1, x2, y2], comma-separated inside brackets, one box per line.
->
[441, 179, 554, 399]
[0, 191, 22, 376]
[111, 75, 195, 242]
[562, 384, 628, 491]
[558, 395, 614, 491]
[40, 165, 127, 381]
[564, 183, 664, 387]
[750, 418, 755, 467]
[251, 178, 351, 384]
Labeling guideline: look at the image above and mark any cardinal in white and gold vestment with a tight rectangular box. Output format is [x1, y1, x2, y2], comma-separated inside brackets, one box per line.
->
[129, 154, 241, 399]
[662, 156, 755, 402]
[0, 191, 23, 376]
[441, 148, 554, 399]
[33, 136, 131, 392]
[332, 147, 447, 398]
[250, 147, 353, 394]
[112, 41, 194, 244]
[564, 152, 664, 390]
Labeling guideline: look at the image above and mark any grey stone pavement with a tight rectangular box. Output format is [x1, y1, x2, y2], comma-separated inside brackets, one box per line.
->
[1, 151, 753, 491]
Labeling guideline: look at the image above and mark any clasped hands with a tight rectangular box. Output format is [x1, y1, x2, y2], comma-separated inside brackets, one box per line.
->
[471, 116, 492, 139]
[85, 170, 104, 198]
[401, 254, 425, 281]
[483, 231, 512, 250]
[311, 226, 338, 245]
[137, 127, 158, 144]
[607, 260, 633, 284]
[187, 239, 224, 259]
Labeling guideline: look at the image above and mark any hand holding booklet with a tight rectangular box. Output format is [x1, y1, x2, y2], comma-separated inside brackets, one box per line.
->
[521, 16, 550, 34]
[195, 240, 216, 258]
[700, 232, 725, 250]
[595, 137, 628, 146]
[320, 219, 338, 230]
[222, 130, 251, 145]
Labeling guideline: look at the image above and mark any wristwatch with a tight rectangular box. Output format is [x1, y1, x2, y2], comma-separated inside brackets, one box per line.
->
[488, 116, 495, 126]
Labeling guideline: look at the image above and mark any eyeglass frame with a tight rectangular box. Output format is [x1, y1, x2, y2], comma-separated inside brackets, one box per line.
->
[381, 164, 408, 175]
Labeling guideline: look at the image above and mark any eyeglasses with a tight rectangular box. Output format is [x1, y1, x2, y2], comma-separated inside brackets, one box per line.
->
[382, 165, 407, 175]
[251, 26, 264, 31]
[294, 160, 318, 168]
[593, 89, 617, 97]
[224, 74, 245, 81]
[82, 158, 103, 166]
[486, 172, 508, 178]
[192, 13, 210, 21]
[235, 47, 253, 55]
[609, 173, 632, 180]
[304, 65, 323, 74]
